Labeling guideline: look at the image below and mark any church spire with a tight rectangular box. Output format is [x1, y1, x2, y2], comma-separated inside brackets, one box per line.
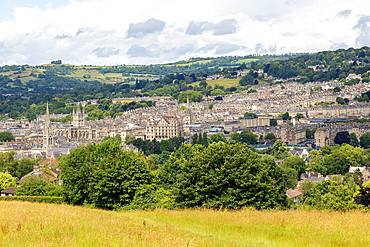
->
[45, 102, 50, 125]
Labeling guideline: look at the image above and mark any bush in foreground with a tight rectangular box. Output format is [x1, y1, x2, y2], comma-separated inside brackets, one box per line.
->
[161, 142, 288, 209]
[60, 140, 155, 209]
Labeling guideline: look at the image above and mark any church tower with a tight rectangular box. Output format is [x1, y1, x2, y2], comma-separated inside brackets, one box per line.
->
[43, 102, 54, 152]
[183, 95, 193, 125]
[73, 105, 85, 127]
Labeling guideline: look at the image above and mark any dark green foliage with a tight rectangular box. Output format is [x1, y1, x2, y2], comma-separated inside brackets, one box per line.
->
[333, 86, 341, 92]
[334, 131, 350, 145]
[270, 118, 277, 126]
[294, 113, 304, 119]
[280, 155, 307, 180]
[161, 142, 287, 209]
[360, 133, 370, 148]
[281, 167, 297, 189]
[178, 90, 203, 103]
[243, 112, 258, 118]
[0, 152, 36, 179]
[336, 97, 346, 105]
[305, 128, 316, 139]
[17, 177, 62, 197]
[0, 132, 15, 142]
[0, 196, 63, 204]
[132, 136, 185, 156]
[264, 133, 276, 140]
[279, 112, 291, 120]
[239, 71, 255, 86]
[230, 131, 257, 145]
[59, 139, 155, 209]
[353, 186, 370, 207]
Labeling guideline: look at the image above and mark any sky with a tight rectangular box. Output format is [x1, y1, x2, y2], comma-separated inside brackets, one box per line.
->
[0, 0, 369, 66]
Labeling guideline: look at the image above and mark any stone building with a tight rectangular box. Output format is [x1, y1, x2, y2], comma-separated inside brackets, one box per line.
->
[280, 125, 306, 145]
[240, 117, 270, 127]
[146, 116, 183, 140]
[314, 127, 331, 148]
[53, 107, 98, 140]
[182, 95, 192, 125]
[43, 104, 99, 153]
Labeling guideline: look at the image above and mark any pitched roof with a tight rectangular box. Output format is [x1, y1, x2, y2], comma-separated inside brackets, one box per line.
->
[1, 187, 18, 194]
[286, 188, 303, 198]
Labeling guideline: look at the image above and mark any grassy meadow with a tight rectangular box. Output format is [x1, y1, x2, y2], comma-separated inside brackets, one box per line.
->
[0, 201, 370, 247]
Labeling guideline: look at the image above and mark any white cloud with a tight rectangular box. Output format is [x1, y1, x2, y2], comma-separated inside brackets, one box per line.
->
[0, 0, 369, 66]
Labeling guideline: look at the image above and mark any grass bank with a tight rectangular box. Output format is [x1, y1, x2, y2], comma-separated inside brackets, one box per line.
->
[0, 201, 369, 246]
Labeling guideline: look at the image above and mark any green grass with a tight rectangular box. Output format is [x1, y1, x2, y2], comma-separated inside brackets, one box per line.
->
[191, 78, 240, 88]
[234, 58, 260, 64]
[1, 201, 370, 247]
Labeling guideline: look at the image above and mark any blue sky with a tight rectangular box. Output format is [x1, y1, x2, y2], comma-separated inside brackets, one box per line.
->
[0, 0, 369, 65]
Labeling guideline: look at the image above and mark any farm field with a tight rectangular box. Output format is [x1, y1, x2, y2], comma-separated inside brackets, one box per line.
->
[0, 201, 369, 247]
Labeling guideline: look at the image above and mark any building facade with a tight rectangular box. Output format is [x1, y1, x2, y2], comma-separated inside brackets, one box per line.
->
[146, 116, 183, 140]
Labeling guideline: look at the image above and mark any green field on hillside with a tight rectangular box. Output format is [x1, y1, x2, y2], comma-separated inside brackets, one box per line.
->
[234, 58, 260, 64]
[0, 201, 369, 247]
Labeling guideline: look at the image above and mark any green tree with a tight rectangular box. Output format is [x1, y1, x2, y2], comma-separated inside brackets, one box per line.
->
[244, 112, 258, 118]
[333, 86, 341, 92]
[353, 181, 370, 207]
[278, 112, 291, 120]
[350, 133, 359, 147]
[281, 167, 297, 189]
[336, 97, 345, 105]
[264, 133, 276, 140]
[300, 181, 314, 201]
[210, 89, 224, 96]
[303, 180, 357, 210]
[280, 155, 307, 179]
[191, 133, 198, 145]
[0, 132, 15, 142]
[270, 119, 277, 126]
[161, 142, 287, 209]
[59, 140, 155, 209]
[199, 80, 208, 89]
[17, 177, 62, 197]
[360, 133, 370, 148]
[334, 131, 350, 145]
[208, 134, 227, 144]
[178, 91, 203, 103]
[294, 113, 304, 119]
[0, 172, 16, 191]
[125, 135, 135, 145]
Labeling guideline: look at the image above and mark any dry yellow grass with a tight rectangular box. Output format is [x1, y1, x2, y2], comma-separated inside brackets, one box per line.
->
[1, 201, 370, 246]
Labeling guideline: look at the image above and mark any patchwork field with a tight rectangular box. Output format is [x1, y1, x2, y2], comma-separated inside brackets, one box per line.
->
[0, 201, 369, 247]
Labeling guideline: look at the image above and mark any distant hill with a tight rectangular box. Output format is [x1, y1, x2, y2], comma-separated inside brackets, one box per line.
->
[0, 47, 369, 120]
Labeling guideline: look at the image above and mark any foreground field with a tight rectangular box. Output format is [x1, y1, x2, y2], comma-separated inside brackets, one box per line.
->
[0, 202, 369, 246]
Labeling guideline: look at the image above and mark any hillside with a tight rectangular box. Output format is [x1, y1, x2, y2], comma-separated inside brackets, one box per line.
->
[0, 46, 369, 121]
[0, 201, 369, 247]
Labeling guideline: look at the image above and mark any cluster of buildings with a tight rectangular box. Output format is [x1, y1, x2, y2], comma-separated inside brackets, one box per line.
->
[0, 76, 368, 158]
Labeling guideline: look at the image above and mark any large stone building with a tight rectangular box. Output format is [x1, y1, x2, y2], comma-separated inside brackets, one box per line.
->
[280, 125, 306, 145]
[53, 107, 98, 140]
[240, 117, 270, 128]
[43, 104, 99, 152]
[146, 116, 183, 140]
